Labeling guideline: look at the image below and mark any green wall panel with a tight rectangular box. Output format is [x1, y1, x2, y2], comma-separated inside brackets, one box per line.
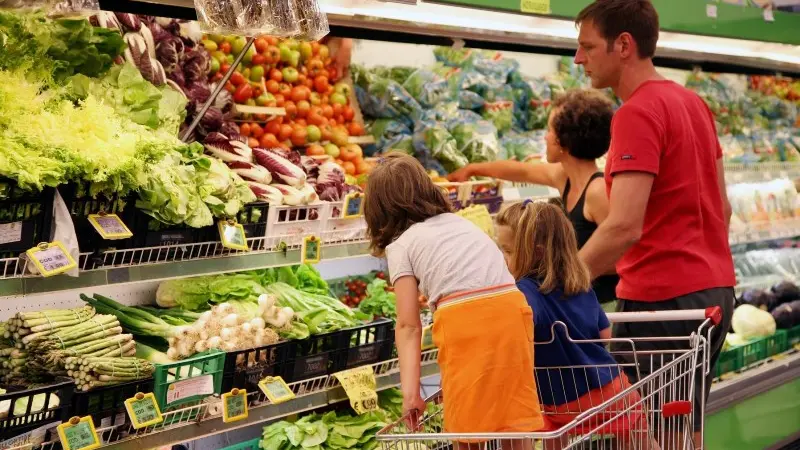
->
[435, 0, 800, 46]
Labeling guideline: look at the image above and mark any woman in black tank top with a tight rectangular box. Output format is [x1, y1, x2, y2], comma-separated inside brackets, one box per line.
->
[449, 89, 619, 305]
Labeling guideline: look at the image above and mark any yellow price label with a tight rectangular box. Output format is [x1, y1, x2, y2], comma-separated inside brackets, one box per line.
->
[57, 416, 100, 450]
[456, 204, 494, 238]
[333, 366, 379, 415]
[343, 192, 364, 218]
[301, 235, 321, 264]
[520, 0, 550, 14]
[26, 241, 77, 277]
[421, 325, 435, 350]
[221, 388, 248, 423]
[124, 392, 163, 429]
[258, 376, 295, 405]
[218, 220, 249, 251]
[88, 213, 133, 240]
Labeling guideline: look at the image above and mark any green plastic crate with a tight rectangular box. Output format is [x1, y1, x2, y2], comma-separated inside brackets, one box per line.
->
[715, 331, 790, 378]
[221, 438, 261, 450]
[765, 329, 789, 357]
[153, 349, 225, 410]
[788, 324, 800, 347]
[715, 344, 743, 378]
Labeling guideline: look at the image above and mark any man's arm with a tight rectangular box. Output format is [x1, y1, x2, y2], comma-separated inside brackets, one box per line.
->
[447, 161, 565, 188]
[716, 158, 732, 233]
[579, 172, 654, 279]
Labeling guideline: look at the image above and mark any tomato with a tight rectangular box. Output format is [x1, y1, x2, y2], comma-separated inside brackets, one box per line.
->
[269, 68, 283, 82]
[279, 124, 294, 141]
[284, 101, 297, 119]
[294, 118, 307, 127]
[265, 119, 282, 136]
[220, 63, 231, 75]
[265, 79, 280, 94]
[255, 37, 269, 53]
[265, 46, 281, 64]
[291, 128, 308, 146]
[328, 118, 337, 127]
[297, 74, 307, 85]
[250, 123, 264, 139]
[266, 36, 278, 46]
[224, 81, 236, 93]
[248, 137, 260, 148]
[290, 86, 309, 103]
[307, 112, 326, 127]
[340, 144, 362, 161]
[348, 122, 365, 136]
[311, 41, 320, 55]
[233, 84, 253, 103]
[330, 103, 342, 118]
[260, 133, 280, 148]
[219, 41, 232, 54]
[278, 83, 292, 97]
[306, 58, 324, 75]
[251, 54, 267, 66]
[296, 100, 311, 118]
[342, 161, 356, 176]
[274, 94, 285, 107]
[356, 159, 370, 175]
[342, 105, 355, 122]
[321, 105, 334, 119]
[239, 123, 252, 137]
[321, 125, 334, 142]
[230, 71, 246, 86]
[334, 114, 344, 125]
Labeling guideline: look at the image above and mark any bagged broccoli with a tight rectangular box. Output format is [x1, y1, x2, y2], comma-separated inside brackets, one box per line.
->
[402, 69, 453, 108]
[483, 101, 515, 135]
[433, 47, 475, 68]
[384, 133, 414, 155]
[471, 51, 519, 87]
[369, 118, 412, 149]
[450, 119, 501, 163]
[369, 65, 416, 84]
[501, 130, 546, 161]
[413, 120, 468, 173]
[352, 65, 422, 124]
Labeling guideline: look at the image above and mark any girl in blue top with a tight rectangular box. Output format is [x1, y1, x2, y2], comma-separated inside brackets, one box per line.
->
[496, 200, 646, 446]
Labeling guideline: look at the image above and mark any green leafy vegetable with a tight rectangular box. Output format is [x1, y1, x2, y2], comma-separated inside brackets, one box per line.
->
[358, 279, 397, 321]
[265, 282, 361, 334]
[261, 410, 390, 450]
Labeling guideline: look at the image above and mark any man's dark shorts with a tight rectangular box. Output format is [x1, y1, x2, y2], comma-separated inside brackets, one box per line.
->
[611, 287, 735, 431]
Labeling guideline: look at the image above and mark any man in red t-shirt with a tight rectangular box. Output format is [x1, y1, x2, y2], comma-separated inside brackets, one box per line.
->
[573, 0, 736, 444]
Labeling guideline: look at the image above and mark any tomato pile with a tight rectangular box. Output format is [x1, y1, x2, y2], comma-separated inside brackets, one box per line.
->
[203, 35, 372, 178]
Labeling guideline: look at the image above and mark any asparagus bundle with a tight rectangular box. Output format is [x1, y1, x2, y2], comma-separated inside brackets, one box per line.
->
[5, 307, 96, 348]
[65, 356, 154, 391]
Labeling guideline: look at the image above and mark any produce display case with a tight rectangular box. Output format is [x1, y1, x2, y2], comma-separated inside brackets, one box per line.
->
[0, 379, 74, 441]
[0, 180, 54, 259]
[70, 378, 155, 435]
[153, 349, 225, 411]
[221, 340, 295, 394]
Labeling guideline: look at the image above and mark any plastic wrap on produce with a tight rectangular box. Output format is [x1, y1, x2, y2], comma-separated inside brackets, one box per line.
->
[482, 100, 514, 134]
[292, 0, 329, 41]
[46, 0, 99, 16]
[413, 119, 467, 173]
[352, 67, 422, 125]
[500, 130, 546, 161]
[193, 0, 299, 36]
[0, 0, 45, 9]
[449, 119, 500, 163]
[402, 69, 452, 108]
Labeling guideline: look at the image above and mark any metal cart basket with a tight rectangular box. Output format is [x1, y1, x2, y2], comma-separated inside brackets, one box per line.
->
[376, 308, 723, 450]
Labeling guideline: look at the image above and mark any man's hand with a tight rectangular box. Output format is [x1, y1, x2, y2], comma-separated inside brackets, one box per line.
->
[447, 165, 473, 182]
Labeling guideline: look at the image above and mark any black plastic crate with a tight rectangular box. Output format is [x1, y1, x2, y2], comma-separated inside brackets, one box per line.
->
[331, 319, 395, 372]
[0, 379, 74, 441]
[70, 378, 154, 431]
[59, 183, 133, 253]
[221, 340, 294, 393]
[280, 330, 343, 383]
[197, 202, 270, 250]
[0, 179, 54, 258]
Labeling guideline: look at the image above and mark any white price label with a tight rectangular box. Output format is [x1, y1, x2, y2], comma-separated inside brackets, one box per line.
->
[36, 247, 71, 272]
[0, 222, 23, 245]
[706, 4, 717, 18]
[763, 7, 774, 22]
[166, 375, 214, 405]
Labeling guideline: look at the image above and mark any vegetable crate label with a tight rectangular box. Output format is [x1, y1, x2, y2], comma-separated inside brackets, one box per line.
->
[421, 325, 436, 350]
[301, 235, 321, 264]
[258, 376, 295, 405]
[124, 392, 163, 429]
[26, 241, 77, 277]
[166, 374, 215, 405]
[0, 221, 23, 245]
[333, 366, 379, 415]
[57, 416, 100, 450]
[218, 220, 249, 251]
[222, 389, 248, 423]
[343, 192, 364, 218]
[88, 214, 133, 240]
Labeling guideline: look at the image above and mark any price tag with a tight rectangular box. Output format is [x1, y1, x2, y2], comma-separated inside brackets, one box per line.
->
[706, 4, 717, 18]
[221, 388, 248, 423]
[763, 7, 774, 22]
[57, 416, 100, 450]
[87, 213, 132, 240]
[218, 220, 249, 251]
[333, 366, 379, 415]
[421, 324, 435, 350]
[301, 235, 321, 264]
[26, 242, 77, 277]
[124, 392, 163, 429]
[343, 192, 364, 218]
[166, 374, 215, 405]
[520, 0, 550, 14]
[258, 376, 295, 404]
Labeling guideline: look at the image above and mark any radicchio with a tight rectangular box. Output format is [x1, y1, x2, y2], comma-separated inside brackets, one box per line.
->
[252, 148, 307, 187]
[167, 66, 186, 88]
[204, 133, 252, 163]
[183, 49, 210, 83]
[185, 82, 211, 104]
[200, 107, 224, 131]
[247, 182, 283, 204]
[115, 13, 141, 32]
[227, 161, 272, 184]
[147, 21, 173, 43]
[271, 184, 306, 206]
[156, 35, 185, 74]
[315, 161, 347, 201]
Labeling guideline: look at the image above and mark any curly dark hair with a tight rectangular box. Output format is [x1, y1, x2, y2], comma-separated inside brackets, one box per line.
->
[551, 89, 614, 161]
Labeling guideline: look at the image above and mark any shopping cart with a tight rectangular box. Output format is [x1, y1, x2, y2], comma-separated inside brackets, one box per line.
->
[376, 308, 723, 450]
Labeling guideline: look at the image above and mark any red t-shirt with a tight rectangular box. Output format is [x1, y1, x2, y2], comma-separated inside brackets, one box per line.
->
[605, 80, 736, 302]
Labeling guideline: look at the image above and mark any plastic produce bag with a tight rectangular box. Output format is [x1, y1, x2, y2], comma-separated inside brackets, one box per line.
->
[352, 65, 422, 125]
[471, 51, 519, 87]
[413, 120, 468, 173]
[402, 69, 452, 108]
[501, 130, 546, 161]
[292, 0, 329, 41]
[46, 0, 98, 16]
[193, 0, 299, 37]
[0, 0, 45, 9]
[369, 119, 412, 151]
[450, 119, 501, 163]
[483, 101, 514, 134]
[433, 47, 475, 68]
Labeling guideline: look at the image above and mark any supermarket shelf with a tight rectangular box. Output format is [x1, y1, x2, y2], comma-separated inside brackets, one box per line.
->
[725, 161, 800, 183]
[729, 219, 800, 245]
[28, 351, 441, 450]
[708, 348, 800, 414]
[0, 237, 370, 297]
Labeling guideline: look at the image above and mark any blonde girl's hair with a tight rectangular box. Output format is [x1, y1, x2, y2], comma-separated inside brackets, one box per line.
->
[364, 152, 452, 257]
[495, 201, 592, 296]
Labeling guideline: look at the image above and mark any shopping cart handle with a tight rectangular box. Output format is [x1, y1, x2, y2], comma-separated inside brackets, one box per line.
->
[606, 307, 722, 325]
